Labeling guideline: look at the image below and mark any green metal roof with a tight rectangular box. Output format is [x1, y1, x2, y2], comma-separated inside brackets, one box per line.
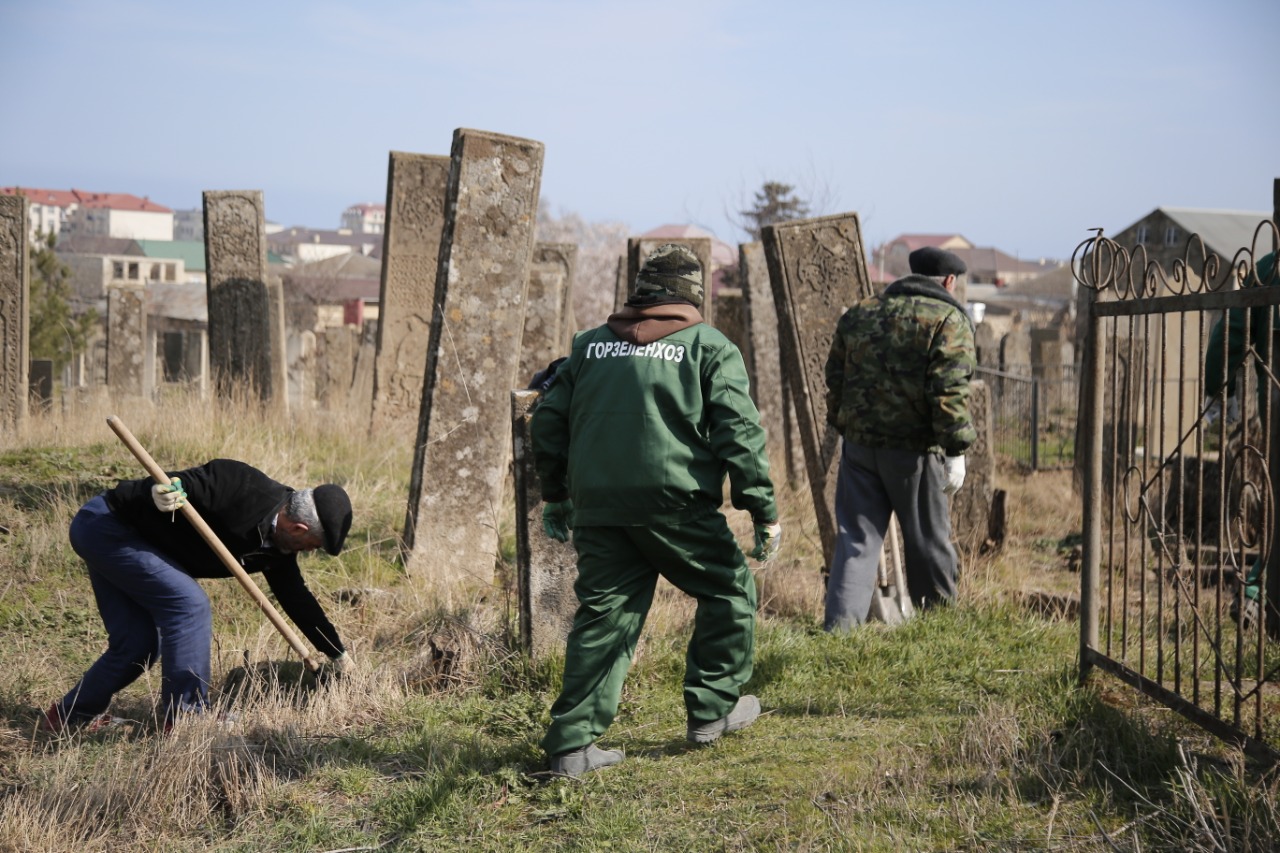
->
[134, 239, 206, 272]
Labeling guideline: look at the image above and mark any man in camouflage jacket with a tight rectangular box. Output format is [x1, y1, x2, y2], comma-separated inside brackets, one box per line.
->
[822, 246, 976, 629]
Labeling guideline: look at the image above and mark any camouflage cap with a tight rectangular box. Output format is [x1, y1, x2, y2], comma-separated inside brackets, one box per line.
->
[633, 243, 704, 307]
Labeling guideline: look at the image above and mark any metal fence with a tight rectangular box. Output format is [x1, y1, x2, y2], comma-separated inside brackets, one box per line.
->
[979, 365, 1080, 471]
[1077, 224, 1280, 758]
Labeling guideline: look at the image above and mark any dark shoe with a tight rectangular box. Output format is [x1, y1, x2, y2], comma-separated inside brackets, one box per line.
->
[687, 695, 761, 744]
[549, 743, 624, 777]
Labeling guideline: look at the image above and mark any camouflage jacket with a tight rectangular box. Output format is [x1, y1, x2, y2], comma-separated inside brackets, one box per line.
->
[824, 275, 976, 456]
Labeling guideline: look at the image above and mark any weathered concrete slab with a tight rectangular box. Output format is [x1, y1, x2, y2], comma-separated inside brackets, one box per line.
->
[535, 242, 578, 356]
[107, 285, 148, 399]
[761, 212, 874, 566]
[627, 236, 714, 324]
[512, 390, 579, 658]
[371, 152, 451, 430]
[403, 128, 545, 586]
[203, 190, 274, 402]
[0, 195, 28, 432]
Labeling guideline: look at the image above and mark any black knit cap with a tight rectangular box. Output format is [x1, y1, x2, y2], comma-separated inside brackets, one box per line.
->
[313, 484, 352, 556]
[909, 247, 967, 277]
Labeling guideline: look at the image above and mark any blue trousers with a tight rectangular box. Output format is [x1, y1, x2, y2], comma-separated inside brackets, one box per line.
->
[825, 441, 958, 631]
[57, 495, 212, 722]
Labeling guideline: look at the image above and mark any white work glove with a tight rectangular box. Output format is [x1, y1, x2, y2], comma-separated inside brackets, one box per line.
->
[332, 651, 353, 675]
[151, 478, 187, 512]
[748, 521, 782, 564]
[943, 456, 966, 496]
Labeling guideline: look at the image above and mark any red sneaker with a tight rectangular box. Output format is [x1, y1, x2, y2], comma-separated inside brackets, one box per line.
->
[39, 703, 64, 733]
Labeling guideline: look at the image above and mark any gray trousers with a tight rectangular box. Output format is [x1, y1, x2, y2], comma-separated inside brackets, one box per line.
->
[824, 440, 958, 631]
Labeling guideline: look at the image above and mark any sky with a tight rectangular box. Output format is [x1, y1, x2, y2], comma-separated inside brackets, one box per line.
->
[2, 0, 1277, 263]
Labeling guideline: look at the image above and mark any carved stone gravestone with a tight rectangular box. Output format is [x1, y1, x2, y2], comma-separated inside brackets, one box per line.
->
[349, 319, 377, 413]
[518, 246, 569, 387]
[761, 212, 874, 566]
[0, 195, 28, 431]
[535, 243, 578, 356]
[204, 191, 274, 403]
[714, 287, 748, 358]
[974, 321, 999, 370]
[371, 152, 451, 431]
[950, 379, 993, 555]
[317, 326, 357, 410]
[1000, 324, 1032, 376]
[740, 241, 803, 485]
[511, 390, 579, 658]
[107, 285, 148, 399]
[403, 128, 544, 586]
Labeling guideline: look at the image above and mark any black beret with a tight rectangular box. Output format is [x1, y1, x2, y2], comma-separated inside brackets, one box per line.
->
[909, 247, 967, 277]
[313, 484, 352, 556]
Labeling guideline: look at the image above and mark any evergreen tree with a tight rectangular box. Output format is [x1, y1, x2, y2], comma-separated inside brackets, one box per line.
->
[28, 232, 98, 374]
[739, 181, 811, 241]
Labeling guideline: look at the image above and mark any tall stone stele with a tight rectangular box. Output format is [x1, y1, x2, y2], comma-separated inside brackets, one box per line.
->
[403, 128, 545, 586]
[0, 195, 29, 433]
[762, 212, 875, 567]
[518, 243, 577, 387]
[106, 284, 149, 400]
[371, 151, 452, 431]
[511, 390, 579, 658]
[203, 190, 280, 405]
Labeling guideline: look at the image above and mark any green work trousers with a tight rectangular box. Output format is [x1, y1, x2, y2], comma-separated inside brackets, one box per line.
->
[541, 513, 757, 756]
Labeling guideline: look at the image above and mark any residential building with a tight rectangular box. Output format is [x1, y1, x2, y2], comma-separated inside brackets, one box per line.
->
[267, 227, 383, 265]
[872, 234, 974, 281]
[1109, 207, 1270, 273]
[65, 191, 173, 240]
[341, 203, 386, 235]
[1, 187, 82, 241]
[173, 208, 204, 241]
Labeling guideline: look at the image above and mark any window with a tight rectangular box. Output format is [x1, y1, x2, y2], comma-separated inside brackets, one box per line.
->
[127, 262, 139, 280]
[112, 261, 125, 279]
[150, 263, 161, 281]
[165, 264, 176, 282]
[1164, 226, 1179, 246]
[1135, 226, 1150, 245]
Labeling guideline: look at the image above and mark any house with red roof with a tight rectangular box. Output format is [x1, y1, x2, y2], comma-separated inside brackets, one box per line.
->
[1, 186, 174, 242]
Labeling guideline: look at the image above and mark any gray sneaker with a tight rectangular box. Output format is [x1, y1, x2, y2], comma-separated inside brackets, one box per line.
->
[549, 743, 624, 777]
[687, 695, 761, 744]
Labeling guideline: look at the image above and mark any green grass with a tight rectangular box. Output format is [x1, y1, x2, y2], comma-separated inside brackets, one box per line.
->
[1, 398, 1277, 851]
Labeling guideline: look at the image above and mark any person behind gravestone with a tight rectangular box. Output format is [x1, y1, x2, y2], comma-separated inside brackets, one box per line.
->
[40, 459, 354, 733]
[530, 243, 782, 777]
[822, 246, 976, 630]
[1201, 250, 1279, 635]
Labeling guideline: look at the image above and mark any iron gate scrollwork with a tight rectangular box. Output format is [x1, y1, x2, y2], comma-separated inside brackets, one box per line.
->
[1077, 222, 1280, 758]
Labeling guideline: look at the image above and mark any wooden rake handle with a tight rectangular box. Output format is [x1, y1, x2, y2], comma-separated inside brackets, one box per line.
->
[106, 415, 320, 672]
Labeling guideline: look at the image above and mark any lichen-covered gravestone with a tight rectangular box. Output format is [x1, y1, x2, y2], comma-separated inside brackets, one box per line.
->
[371, 152, 451, 431]
[511, 390, 579, 658]
[761, 213, 874, 565]
[203, 190, 276, 403]
[0, 195, 28, 432]
[535, 243, 578, 357]
[518, 244, 571, 387]
[107, 285, 148, 399]
[403, 129, 545, 586]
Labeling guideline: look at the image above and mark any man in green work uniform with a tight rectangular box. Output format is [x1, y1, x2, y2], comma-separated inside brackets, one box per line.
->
[1202, 250, 1279, 634]
[531, 243, 781, 777]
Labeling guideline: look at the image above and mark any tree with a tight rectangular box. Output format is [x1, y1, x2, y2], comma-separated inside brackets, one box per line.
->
[28, 232, 98, 375]
[535, 200, 630, 330]
[738, 182, 812, 242]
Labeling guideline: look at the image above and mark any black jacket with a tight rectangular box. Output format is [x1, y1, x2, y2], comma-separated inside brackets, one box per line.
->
[105, 458, 344, 657]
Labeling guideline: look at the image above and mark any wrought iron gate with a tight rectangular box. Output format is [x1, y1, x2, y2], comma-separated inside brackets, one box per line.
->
[1077, 224, 1280, 758]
